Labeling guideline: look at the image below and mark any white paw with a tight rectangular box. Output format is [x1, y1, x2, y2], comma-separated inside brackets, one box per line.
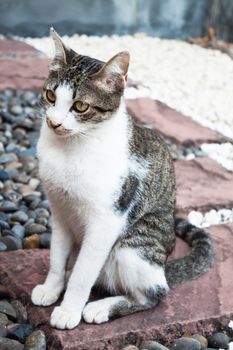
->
[31, 284, 59, 306]
[50, 306, 81, 329]
[83, 300, 110, 324]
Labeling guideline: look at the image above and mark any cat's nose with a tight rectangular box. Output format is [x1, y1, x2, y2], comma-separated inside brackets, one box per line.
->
[47, 118, 62, 129]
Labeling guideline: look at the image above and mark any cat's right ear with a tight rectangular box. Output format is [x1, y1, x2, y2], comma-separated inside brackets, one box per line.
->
[49, 27, 69, 71]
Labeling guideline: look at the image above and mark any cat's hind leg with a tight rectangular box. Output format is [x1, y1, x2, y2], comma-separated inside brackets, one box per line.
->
[83, 247, 168, 324]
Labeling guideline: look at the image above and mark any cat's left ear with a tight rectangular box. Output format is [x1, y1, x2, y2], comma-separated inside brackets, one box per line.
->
[49, 27, 70, 71]
[93, 51, 130, 92]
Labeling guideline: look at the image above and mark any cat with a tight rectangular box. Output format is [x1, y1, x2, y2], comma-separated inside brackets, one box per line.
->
[31, 28, 214, 329]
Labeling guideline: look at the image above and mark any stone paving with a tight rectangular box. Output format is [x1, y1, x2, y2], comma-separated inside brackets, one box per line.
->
[0, 39, 233, 349]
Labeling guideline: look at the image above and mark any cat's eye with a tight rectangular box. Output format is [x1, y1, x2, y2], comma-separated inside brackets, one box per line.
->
[73, 101, 89, 113]
[46, 89, 56, 104]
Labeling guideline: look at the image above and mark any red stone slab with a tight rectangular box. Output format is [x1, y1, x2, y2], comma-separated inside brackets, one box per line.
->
[126, 98, 229, 146]
[175, 157, 233, 212]
[0, 57, 49, 91]
[0, 224, 233, 349]
[0, 39, 41, 57]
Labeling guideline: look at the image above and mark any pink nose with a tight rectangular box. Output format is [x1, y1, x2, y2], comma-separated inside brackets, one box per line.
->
[47, 118, 62, 129]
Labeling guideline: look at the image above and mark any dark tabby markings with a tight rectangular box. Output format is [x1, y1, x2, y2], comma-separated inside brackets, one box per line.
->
[114, 175, 139, 213]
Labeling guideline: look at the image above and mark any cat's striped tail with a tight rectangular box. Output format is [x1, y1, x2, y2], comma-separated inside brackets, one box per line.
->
[165, 218, 214, 288]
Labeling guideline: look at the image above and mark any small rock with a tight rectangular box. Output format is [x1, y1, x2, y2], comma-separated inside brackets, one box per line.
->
[0, 236, 22, 250]
[11, 211, 28, 224]
[23, 234, 40, 249]
[0, 300, 17, 320]
[39, 233, 51, 248]
[171, 338, 201, 350]
[141, 340, 169, 350]
[0, 201, 17, 212]
[11, 225, 25, 240]
[121, 346, 138, 350]
[25, 224, 47, 235]
[204, 209, 221, 226]
[9, 105, 23, 116]
[0, 153, 18, 164]
[0, 242, 7, 251]
[11, 301, 27, 324]
[0, 324, 7, 337]
[0, 285, 11, 299]
[0, 313, 8, 326]
[29, 178, 40, 190]
[35, 216, 47, 226]
[208, 332, 230, 349]
[189, 335, 208, 350]
[24, 330, 46, 350]
[0, 220, 10, 230]
[0, 170, 9, 181]
[188, 211, 203, 227]
[35, 208, 49, 218]
[0, 336, 24, 350]
[7, 323, 33, 344]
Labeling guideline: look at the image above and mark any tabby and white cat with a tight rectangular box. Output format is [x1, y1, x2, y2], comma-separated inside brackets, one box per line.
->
[31, 28, 213, 329]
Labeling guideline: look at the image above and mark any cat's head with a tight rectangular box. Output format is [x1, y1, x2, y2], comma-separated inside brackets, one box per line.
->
[42, 28, 130, 137]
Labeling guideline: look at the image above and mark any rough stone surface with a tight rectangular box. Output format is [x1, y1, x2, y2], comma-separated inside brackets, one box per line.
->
[175, 158, 233, 212]
[0, 40, 40, 57]
[0, 40, 48, 92]
[0, 58, 49, 92]
[0, 223, 233, 349]
[126, 98, 229, 146]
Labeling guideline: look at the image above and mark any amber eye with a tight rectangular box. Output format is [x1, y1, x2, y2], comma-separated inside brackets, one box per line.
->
[73, 101, 89, 113]
[46, 89, 56, 104]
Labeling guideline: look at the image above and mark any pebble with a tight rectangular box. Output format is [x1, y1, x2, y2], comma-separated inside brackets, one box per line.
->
[25, 224, 47, 235]
[7, 323, 33, 344]
[0, 241, 7, 251]
[11, 301, 27, 324]
[11, 211, 28, 224]
[171, 338, 201, 350]
[208, 332, 230, 349]
[0, 236, 22, 250]
[0, 300, 17, 320]
[188, 211, 204, 228]
[24, 330, 47, 350]
[35, 208, 49, 218]
[0, 336, 24, 350]
[23, 234, 40, 249]
[29, 178, 40, 190]
[0, 200, 18, 212]
[0, 220, 10, 230]
[9, 105, 23, 116]
[0, 313, 8, 326]
[0, 153, 17, 164]
[140, 340, 169, 350]
[0, 170, 9, 181]
[0, 285, 11, 299]
[0, 324, 7, 337]
[11, 225, 25, 240]
[39, 232, 51, 248]
[189, 335, 208, 350]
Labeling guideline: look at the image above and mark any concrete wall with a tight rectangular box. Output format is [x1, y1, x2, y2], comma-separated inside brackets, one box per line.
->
[0, 0, 232, 40]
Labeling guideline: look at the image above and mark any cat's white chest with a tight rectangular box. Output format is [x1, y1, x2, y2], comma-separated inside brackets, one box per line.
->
[37, 122, 128, 209]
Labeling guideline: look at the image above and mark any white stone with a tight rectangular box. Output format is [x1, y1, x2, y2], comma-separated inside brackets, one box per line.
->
[201, 143, 233, 172]
[203, 209, 221, 226]
[229, 342, 233, 350]
[188, 211, 203, 227]
[218, 209, 232, 223]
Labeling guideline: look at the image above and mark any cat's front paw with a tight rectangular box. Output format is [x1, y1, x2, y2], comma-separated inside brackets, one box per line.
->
[31, 284, 60, 306]
[83, 300, 110, 324]
[50, 306, 81, 329]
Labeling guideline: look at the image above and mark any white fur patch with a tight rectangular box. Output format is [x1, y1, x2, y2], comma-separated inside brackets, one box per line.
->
[99, 247, 168, 304]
